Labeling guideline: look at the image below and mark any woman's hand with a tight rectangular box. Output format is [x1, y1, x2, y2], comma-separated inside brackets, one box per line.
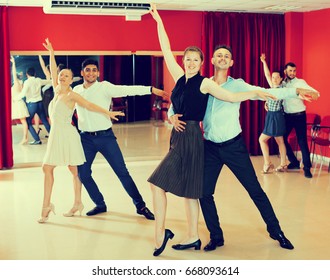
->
[260, 53, 266, 63]
[149, 3, 161, 22]
[42, 38, 54, 52]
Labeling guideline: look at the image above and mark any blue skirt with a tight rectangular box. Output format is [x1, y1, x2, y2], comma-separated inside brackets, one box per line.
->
[263, 111, 286, 137]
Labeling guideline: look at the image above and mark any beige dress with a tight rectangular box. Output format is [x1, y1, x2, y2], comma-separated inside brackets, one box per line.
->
[43, 95, 85, 166]
[11, 86, 29, 120]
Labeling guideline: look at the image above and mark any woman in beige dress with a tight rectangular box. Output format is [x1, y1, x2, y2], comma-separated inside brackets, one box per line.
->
[10, 56, 30, 144]
[38, 38, 124, 223]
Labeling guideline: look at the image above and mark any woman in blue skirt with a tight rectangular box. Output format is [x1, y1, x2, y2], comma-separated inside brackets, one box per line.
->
[259, 54, 287, 173]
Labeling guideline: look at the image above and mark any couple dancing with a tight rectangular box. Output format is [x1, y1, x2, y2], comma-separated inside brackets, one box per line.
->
[38, 38, 167, 223]
[148, 5, 317, 257]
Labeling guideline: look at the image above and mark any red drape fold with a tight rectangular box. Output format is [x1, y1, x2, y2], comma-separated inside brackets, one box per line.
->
[0, 6, 13, 169]
[202, 12, 285, 155]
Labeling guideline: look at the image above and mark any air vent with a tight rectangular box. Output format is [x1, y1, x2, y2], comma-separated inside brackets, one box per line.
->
[43, 1, 151, 21]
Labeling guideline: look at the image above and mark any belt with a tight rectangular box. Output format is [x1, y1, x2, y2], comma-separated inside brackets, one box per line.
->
[285, 111, 306, 116]
[208, 133, 241, 147]
[82, 127, 112, 136]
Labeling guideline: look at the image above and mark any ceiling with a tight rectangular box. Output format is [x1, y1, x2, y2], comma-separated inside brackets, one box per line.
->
[1, 0, 330, 14]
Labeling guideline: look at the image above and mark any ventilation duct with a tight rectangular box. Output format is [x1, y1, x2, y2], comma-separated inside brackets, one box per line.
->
[43, 1, 151, 21]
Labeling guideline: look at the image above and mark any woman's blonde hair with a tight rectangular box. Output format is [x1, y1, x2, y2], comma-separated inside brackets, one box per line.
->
[183, 46, 204, 62]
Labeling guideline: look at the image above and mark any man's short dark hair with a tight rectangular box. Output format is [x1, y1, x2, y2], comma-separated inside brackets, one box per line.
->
[26, 67, 36, 77]
[284, 62, 296, 69]
[213, 44, 233, 57]
[82, 59, 99, 70]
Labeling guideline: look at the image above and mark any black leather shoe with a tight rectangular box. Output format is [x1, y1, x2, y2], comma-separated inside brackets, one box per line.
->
[270, 232, 294, 250]
[137, 207, 155, 220]
[153, 229, 174, 257]
[304, 169, 313, 178]
[204, 239, 224, 251]
[29, 140, 42, 145]
[172, 239, 201, 250]
[86, 206, 107, 216]
[287, 163, 300, 170]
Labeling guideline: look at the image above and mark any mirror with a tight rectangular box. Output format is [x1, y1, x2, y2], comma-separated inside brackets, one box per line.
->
[10, 53, 166, 165]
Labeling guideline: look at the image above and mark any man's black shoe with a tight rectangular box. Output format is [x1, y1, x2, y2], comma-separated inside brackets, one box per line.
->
[204, 239, 224, 251]
[287, 163, 300, 170]
[270, 232, 294, 250]
[137, 207, 155, 220]
[86, 206, 107, 216]
[304, 169, 313, 178]
[29, 140, 42, 145]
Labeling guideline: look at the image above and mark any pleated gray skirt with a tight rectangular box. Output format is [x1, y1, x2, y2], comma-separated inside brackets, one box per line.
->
[147, 121, 204, 199]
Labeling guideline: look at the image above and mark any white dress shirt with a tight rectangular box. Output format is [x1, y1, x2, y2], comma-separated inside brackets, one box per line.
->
[73, 81, 151, 132]
[283, 77, 318, 114]
[20, 77, 51, 103]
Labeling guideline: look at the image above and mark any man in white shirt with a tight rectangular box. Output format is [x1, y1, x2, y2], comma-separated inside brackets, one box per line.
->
[73, 59, 167, 219]
[282, 62, 319, 178]
[20, 67, 52, 145]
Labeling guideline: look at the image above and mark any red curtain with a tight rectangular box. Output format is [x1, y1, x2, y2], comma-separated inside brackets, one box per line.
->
[0, 6, 13, 169]
[202, 12, 285, 155]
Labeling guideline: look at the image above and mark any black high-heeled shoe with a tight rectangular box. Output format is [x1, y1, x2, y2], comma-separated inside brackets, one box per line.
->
[153, 229, 174, 257]
[172, 239, 201, 250]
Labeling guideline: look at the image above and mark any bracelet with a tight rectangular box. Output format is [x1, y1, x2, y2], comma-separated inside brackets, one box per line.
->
[150, 86, 153, 93]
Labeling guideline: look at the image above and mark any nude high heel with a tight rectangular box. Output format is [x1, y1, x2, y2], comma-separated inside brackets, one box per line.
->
[38, 203, 55, 223]
[262, 163, 274, 174]
[63, 203, 84, 217]
[275, 164, 288, 172]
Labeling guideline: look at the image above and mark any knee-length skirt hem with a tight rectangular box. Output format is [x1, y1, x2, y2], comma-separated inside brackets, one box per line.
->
[263, 111, 286, 137]
[147, 121, 204, 199]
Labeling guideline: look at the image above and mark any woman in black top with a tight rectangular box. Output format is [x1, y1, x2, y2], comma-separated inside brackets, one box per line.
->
[148, 4, 275, 257]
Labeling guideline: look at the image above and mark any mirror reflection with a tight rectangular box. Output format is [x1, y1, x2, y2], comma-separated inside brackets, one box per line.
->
[11, 54, 167, 164]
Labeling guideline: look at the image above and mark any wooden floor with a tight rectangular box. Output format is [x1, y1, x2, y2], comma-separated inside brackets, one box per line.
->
[1, 121, 330, 261]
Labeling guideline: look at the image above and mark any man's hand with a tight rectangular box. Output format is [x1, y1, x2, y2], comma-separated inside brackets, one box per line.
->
[109, 111, 125, 121]
[151, 87, 169, 99]
[296, 88, 319, 102]
[264, 102, 269, 111]
[169, 114, 186, 132]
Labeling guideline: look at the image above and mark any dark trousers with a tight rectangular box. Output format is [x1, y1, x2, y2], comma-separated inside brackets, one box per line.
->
[199, 136, 282, 241]
[42, 88, 54, 118]
[78, 128, 146, 210]
[26, 101, 51, 141]
[284, 111, 311, 169]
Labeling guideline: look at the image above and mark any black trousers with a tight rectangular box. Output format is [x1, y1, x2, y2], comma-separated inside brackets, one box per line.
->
[284, 111, 311, 169]
[199, 136, 282, 241]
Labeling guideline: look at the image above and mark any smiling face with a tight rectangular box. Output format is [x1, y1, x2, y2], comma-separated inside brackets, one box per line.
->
[211, 47, 234, 70]
[285, 65, 297, 80]
[81, 64, 99, 85]
[183, 51, 203, 77]
[57, 69, 73, 86]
